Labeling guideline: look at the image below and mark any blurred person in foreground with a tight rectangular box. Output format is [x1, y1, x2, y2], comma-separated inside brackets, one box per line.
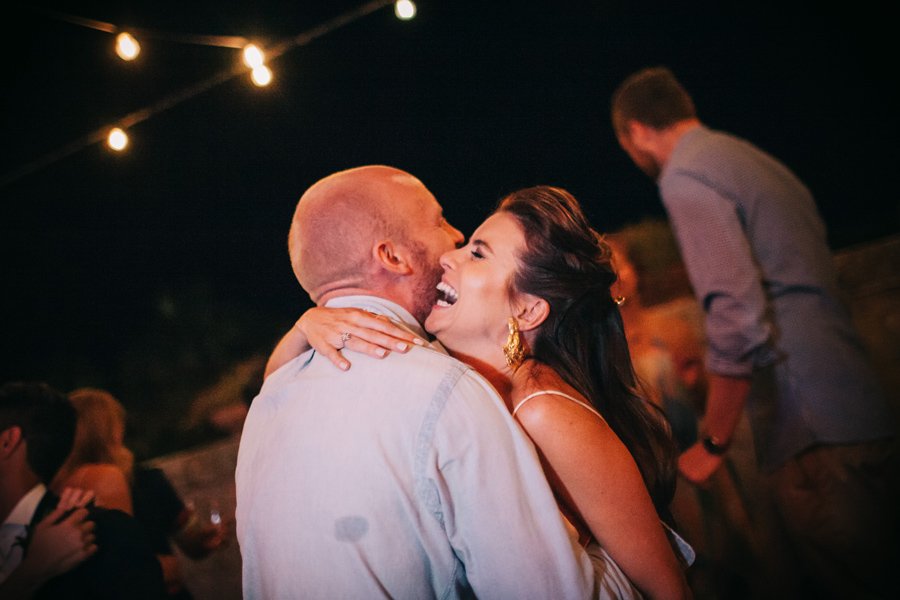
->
[0, 381, 165, 598]
[611, 66, 898, 598]
[606, 220, 701, 450]
[52, 387, 226, 598]
[608, 220, 775, 598]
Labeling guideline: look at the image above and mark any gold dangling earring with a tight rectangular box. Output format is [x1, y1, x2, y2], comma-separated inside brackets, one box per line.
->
[503, 317, 526, 369]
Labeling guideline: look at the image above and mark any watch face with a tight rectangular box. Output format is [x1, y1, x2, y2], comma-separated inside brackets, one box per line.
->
[702, 435, 728, 455]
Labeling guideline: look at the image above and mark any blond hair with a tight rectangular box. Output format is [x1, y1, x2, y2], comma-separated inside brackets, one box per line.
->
[55, 387, 134, 485]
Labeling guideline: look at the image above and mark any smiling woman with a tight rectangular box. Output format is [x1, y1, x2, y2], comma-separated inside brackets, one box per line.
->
[424, 211, 527, 354]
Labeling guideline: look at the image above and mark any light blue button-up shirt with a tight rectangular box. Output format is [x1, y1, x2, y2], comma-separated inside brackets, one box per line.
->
[659, 126, 894, 468]
[236, 295, 594, 599]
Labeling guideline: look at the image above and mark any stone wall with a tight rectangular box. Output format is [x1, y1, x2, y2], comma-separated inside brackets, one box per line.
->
[834, 234, 900, 427]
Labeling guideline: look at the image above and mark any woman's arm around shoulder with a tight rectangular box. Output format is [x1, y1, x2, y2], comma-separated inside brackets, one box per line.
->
[265, 306, 424, 376]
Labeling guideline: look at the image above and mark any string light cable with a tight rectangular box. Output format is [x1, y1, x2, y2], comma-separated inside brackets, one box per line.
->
[1, 0, 412, 188]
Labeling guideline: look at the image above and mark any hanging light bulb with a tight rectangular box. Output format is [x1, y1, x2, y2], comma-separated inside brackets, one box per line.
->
[394, 0, 416, 20]
[251, 65, 272, 87]
[115, 32, 140, 61]
[242, 44, 266, 69]
[107, 127, 129, 151]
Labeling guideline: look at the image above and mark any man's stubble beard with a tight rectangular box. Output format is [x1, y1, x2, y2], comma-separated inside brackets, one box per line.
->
[410, 260, 444, 327]
[406, 240, 445, 327]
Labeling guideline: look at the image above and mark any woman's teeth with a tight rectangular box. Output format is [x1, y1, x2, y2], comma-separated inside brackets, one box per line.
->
[436, 281, 458, 306]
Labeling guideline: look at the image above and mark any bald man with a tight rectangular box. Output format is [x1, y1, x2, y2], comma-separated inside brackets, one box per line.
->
[235, 166, 595, 599]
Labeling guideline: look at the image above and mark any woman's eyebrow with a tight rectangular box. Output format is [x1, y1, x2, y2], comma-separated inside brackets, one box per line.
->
[471, 238, 493, 253]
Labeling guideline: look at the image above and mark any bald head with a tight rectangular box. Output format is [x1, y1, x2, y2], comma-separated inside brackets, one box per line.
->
[288, 166, 459, 314]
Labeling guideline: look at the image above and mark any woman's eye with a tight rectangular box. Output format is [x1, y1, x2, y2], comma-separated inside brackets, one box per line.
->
[470, 249, 484, 260]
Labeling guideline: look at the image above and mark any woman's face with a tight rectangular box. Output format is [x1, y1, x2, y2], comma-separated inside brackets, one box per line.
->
[424, 211, 526, 354]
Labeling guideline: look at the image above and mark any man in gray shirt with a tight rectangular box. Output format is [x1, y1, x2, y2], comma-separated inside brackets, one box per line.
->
[611, 67, 897, 598]
[236, 165, 594, 598]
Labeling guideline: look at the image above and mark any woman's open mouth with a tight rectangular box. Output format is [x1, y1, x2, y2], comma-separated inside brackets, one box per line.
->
[435, 281, 458, 307]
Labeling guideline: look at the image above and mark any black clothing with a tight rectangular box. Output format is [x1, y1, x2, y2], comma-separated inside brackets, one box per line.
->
[28, 491, 166, 599]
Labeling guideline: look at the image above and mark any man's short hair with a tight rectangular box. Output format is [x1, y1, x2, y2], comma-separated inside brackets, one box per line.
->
[287, 167, 421, 299]
[611, 66, 696, 134]
[0, 381, 76, 483]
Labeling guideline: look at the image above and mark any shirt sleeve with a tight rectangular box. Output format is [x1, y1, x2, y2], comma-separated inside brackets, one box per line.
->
[424, 372, 594, 599]
[661, 172, 775, 377]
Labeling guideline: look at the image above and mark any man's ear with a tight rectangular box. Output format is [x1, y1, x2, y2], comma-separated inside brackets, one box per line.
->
[514, 294, 550, 332]
[0, 426, 23, 459]
[626, 119, 656, 150]
[373, 240, 413, 276]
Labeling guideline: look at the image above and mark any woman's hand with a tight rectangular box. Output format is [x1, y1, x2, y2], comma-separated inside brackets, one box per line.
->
[56, 487, 95, 511]
[297, 307, 426, 371]
[265, 307, 428, 377]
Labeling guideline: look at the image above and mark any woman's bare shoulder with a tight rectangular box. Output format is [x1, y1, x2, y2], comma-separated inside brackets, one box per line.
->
[63, 464, 133, 513]
[63, 463, 128, 491]
[510, 363, 594, 425]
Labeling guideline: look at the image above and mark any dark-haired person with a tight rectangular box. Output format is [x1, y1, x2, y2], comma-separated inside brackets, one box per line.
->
[0, 381, 165, 599]
[267, 186, 692, 599]
[610, 66, 898, 597]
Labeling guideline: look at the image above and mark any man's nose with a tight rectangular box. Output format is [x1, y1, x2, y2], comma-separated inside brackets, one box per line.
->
[448, 224, 464, 248]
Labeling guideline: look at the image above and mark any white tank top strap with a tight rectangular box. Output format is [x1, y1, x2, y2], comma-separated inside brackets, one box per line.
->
[512, 389, 607, 424]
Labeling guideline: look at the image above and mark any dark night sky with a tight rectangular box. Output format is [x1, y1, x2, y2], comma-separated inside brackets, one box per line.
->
[2, 1, 899, 389]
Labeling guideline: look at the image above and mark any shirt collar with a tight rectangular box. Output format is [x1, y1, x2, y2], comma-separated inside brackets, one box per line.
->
[2, 484, 46, 527]
[660, 123, 707, 181]
[323, 295, 445, 353]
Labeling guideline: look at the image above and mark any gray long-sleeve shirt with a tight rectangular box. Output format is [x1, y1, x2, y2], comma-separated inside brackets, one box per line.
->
[658, 126, 894, 468]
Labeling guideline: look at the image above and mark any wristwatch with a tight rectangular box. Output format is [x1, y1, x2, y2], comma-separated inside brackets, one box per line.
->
[701, 434, 729, 456]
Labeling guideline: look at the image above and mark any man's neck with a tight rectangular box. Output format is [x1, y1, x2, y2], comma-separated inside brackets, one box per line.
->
[0, 472, 41, 524]
[323, 293, 430, 340]
[655, 119, 701, 165]
[442, 341, 515, 404]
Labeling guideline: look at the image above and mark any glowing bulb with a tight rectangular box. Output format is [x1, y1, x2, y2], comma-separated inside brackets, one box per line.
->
[394, 0, 416, 20]
[107, 128, 129, 151]
[251, 65, 272, 87]
[115, 32, 140, 61]
[242, 44, 265, 69]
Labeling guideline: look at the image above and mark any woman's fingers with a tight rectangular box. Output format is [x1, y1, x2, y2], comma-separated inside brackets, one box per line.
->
[315, 343, 352, 371]
[340, 311, 425, 353]
[301, 307, 429, 371]
[353, 311, 425, 346]
[57, 487, 95, 511]
[41, 503, 70, 526]
[81, 520, 97, 548]
[57, 507, 90, 530]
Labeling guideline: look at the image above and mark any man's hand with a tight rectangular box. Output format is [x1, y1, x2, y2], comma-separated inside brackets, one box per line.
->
[678, 442, 725, 486]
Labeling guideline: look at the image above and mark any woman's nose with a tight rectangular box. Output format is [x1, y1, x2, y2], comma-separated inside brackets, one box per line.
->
[439, 247, 461, 270]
